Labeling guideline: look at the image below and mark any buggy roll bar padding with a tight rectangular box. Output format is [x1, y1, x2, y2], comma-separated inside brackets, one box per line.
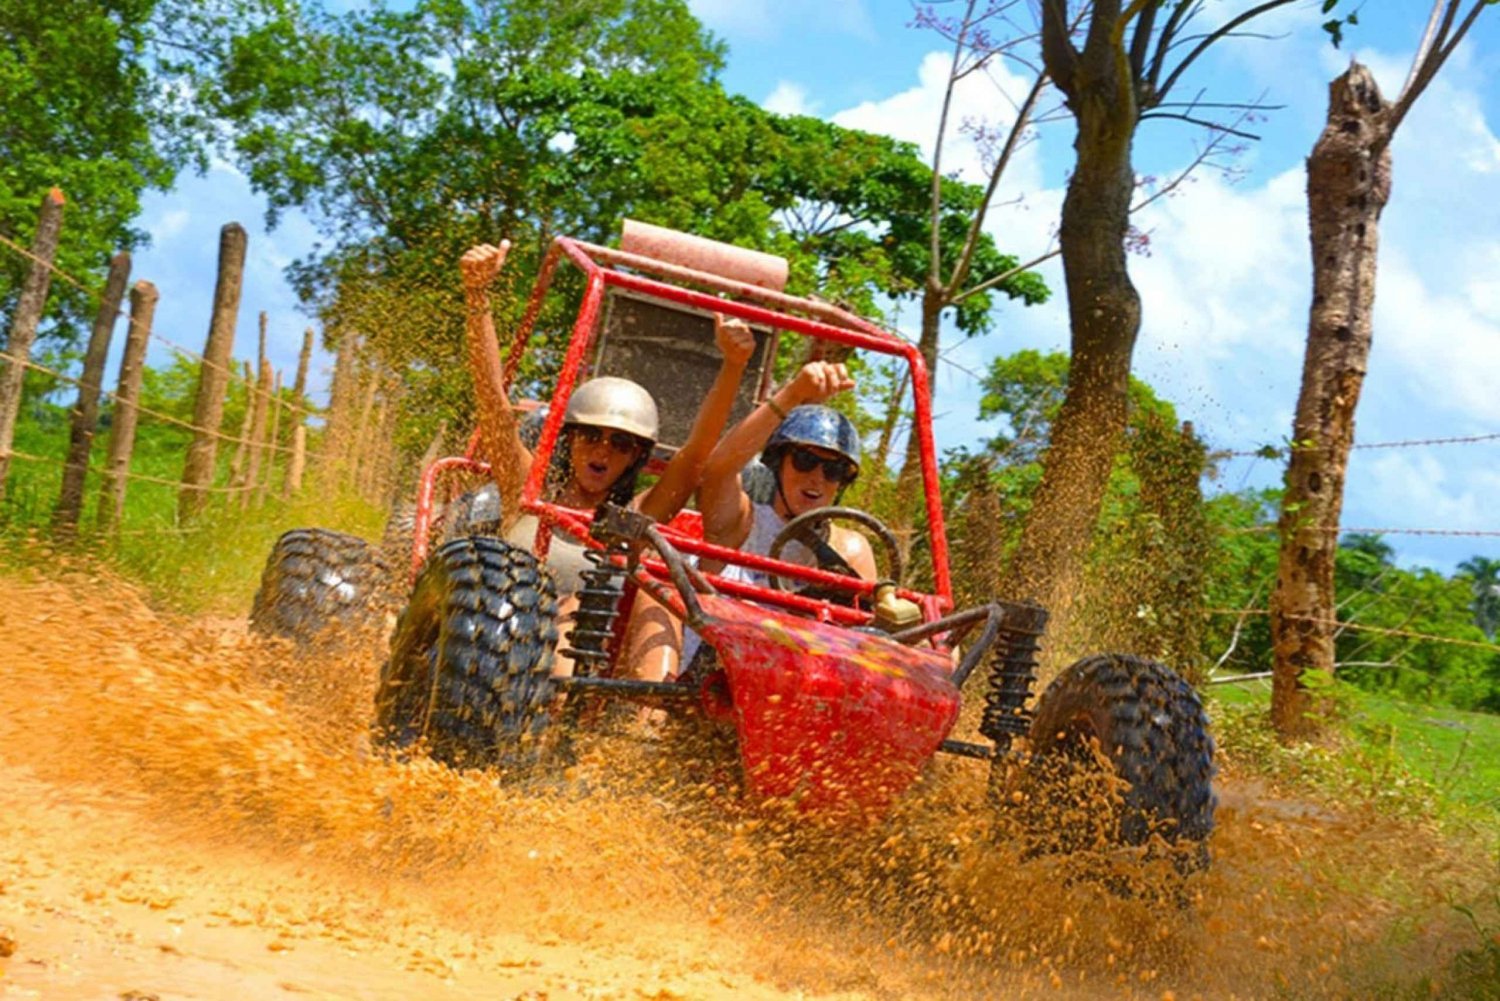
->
[620, 219, 788, 292]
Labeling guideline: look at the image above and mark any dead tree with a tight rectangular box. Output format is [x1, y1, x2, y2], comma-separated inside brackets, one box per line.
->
[1271, 1, 1491, 737]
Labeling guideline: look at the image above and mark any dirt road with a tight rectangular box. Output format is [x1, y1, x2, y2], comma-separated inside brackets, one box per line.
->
[1, 565, 1492, 999]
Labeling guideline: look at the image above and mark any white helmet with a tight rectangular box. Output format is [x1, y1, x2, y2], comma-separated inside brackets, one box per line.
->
[562, 376, 659, 442]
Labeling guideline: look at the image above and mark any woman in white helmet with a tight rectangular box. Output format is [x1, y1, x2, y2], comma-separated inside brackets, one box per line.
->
[462, 243, 754, 580]
[462, 242, 754, 681]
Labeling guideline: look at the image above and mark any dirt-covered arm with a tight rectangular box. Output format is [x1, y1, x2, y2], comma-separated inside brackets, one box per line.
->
[461, 242, 533, 519]
[636, 314, 756, 524]
[696, 361, 856, 548]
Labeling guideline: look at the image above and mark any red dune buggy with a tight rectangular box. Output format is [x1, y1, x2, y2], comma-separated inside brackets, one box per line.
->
[255, 223, 1215, 856]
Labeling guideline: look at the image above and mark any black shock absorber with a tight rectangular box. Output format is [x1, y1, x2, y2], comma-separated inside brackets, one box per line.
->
[978, 603, 1049, 755]
[561, 544, 632, 677]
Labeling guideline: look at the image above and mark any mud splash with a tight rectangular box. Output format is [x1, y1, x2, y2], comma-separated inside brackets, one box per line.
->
[1, 565, 1494, 999]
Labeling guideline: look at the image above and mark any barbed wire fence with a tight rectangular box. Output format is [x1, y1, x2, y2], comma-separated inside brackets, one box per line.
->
[1, 187, 1496, 680]
[0, 190, 401, 545]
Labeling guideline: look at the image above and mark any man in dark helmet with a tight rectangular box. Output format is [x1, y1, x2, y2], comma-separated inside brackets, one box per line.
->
[696, 360, 874, 586]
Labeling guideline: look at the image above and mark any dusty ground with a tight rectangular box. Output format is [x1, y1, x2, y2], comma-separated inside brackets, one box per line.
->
[1, 563, 1495, 1000]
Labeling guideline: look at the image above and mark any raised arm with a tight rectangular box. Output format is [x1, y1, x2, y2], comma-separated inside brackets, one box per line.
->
[637, 313, 756, 523]
[697, 360, 855, 548]
[461, 242, 533, 518]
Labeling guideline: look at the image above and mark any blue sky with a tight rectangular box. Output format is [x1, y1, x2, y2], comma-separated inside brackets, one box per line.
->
[122, 1, 1500, 572]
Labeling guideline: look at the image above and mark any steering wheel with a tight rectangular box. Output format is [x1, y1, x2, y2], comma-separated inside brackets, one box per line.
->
[766, 506, 904, 601]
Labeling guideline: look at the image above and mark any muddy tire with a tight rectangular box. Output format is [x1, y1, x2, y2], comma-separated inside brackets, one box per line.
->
[1019, 653, 1216, 866]
[249, 529, 391, 645]
[373, 536, 559, 771]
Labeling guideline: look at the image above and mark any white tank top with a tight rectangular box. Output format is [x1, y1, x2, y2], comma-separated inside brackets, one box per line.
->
[506, 514, 593, 598]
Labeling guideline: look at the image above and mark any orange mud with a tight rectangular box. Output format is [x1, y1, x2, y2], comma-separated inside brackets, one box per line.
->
[1, 565, 1495, 1000]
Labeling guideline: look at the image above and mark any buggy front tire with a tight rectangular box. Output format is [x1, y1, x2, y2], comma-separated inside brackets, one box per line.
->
[1019, 653, 1216, 867]
[373, 536, 559, 771]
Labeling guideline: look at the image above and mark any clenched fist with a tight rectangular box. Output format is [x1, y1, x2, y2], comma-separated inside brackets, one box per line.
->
[714, 313, 756, 367]
[460, 241, 511, 294]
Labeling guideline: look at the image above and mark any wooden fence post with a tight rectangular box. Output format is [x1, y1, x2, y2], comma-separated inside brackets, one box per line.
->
[179, 222, 246, 522]
[242, 357, 272, 509]
[284, 424, 306, 498]
[292, 327, 312, 409]
[0, 188, 66, 504]
[258, 370, 282, 507]
[320, 331, 359, 485]
[98, 281, 157, 533]
[227, 361, 254, 490]
[351, 360, 380, 494]
[52, 250, 131, 537]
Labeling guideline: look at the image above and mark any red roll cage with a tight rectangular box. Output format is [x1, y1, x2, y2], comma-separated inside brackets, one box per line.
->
[411, 235, 954, 628]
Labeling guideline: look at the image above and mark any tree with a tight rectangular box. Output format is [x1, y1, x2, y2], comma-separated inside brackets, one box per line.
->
[1003, 0, 1306, 646]
[1270, 1, 1494, 738]
[950, 348, 1212, 667]
[891, 1, 1056, 509]
[1457, 556, 1500, 639]
[0, 0, 195, 341]
[195, 0, 1051, 456]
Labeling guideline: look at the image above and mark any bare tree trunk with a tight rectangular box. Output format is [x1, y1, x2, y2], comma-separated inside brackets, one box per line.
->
[53, 250, 130, 537]
[98, 281, 157, 533]
[179, 222, 247, 522]
[0, 188, 66, 503]
[1003, 18, 1140, 637]
[1271, 64, 1392, 737]
[892, 298, 943, 523]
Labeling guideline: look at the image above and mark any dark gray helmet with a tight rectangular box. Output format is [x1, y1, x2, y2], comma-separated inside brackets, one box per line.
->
[761, 404, 860, 476]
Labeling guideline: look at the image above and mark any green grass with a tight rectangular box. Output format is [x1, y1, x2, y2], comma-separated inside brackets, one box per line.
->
[2, 401, 387, 613]
[1208, 678, 1500, 822]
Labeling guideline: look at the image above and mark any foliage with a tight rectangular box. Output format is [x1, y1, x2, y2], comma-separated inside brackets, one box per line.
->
[0, 356, 378, 613]
[1201, 499, 1500, 712]
[183, 0, 1046, 454]
[0, 0, 195, 342]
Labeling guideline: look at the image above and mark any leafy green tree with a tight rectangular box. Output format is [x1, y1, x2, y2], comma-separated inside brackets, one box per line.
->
[1457, 556, 1500, 639]
[0, 0, 195, 341]
[190, 0, 1048, 453]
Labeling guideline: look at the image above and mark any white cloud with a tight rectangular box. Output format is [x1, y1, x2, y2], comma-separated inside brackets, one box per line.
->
[763, 81, 815, 117]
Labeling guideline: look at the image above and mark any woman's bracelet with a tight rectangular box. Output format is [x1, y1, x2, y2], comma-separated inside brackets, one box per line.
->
[766, 396, 788, 421]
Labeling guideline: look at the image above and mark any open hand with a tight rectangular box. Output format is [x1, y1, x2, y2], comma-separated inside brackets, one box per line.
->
[460, 241, 512, 294]
[714, 313, 756, 367]
[787, 361, 855, 405]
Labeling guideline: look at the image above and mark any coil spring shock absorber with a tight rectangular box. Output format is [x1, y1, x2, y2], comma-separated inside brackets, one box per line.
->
[978, 603, 1048, 755]
[561, 544, 632, 677]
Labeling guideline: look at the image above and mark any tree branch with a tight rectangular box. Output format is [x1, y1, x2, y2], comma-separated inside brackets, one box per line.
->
[929, 0, 980, 291]
[943, 65, 1049, 298]
[1039, 0, 1080, 97]
[953, 246, 1059, 305]
[1154, 0, 1298, 107]
[1388, 0, 1489, 139]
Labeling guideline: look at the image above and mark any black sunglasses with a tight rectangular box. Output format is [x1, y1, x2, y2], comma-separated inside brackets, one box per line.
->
[572, 425, 644, 456]
[787, 446, 857, 484]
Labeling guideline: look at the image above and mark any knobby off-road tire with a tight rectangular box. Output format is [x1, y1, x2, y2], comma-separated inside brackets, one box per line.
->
[249, 528, 392, 645]
[373, 536, 559, 772]
[1021, 653, 1216, 869]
